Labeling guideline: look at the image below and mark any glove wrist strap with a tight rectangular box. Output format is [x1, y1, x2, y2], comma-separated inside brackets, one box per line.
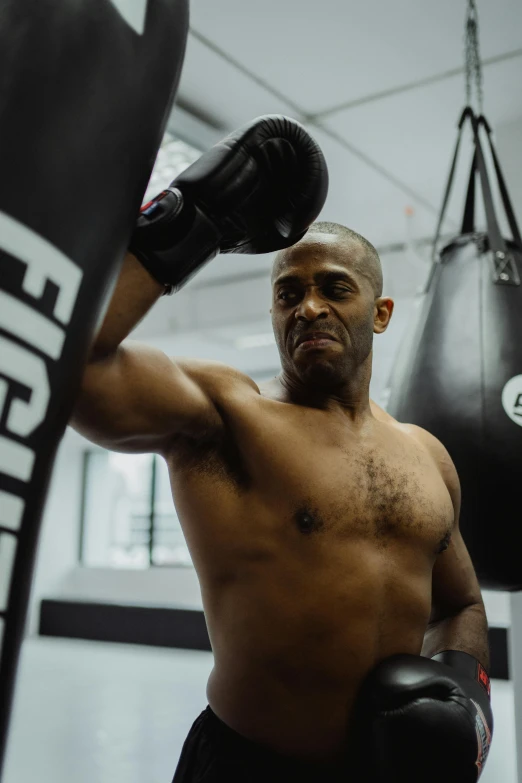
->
[431, 650, 491, 698]
[129, 187, 221, 293]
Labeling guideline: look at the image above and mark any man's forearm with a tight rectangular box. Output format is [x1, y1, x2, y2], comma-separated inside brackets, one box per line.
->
[421, 601, 490, 671]
[90, 251, 165, 359]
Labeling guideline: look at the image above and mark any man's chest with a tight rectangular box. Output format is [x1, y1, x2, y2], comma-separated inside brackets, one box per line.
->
[252, 431, 452, 550]
[175, 401, 454, 555]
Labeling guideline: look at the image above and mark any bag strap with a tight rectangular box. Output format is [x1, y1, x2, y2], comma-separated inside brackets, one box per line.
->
[432, 107, 475, 261]
[461, 149, 477, 235]
[469, 114, 520, 285]
[478, 115, 522, 249]
[433, 107, 520, 285]
[460, 116, 522, 248]
[470, 114, 505, 251]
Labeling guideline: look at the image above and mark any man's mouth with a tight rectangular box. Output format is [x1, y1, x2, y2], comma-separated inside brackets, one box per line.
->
[296, 332, 338, 348]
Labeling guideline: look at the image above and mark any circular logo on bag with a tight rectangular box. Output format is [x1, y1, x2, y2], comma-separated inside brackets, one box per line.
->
[502, 376, 522, 427]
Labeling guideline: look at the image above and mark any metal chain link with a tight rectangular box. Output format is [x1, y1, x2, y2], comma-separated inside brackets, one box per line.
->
[465, 0, 484, 113]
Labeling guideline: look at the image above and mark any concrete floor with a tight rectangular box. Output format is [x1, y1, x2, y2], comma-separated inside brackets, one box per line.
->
[3, 637, 518, 783]
[4, 637, 214, 783]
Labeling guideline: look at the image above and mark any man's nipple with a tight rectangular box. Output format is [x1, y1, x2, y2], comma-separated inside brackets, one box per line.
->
[295, 508, 323, 535]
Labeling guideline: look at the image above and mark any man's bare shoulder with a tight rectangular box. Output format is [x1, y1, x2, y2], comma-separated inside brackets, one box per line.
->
[371, 402, 448, 462]
[369, 399, 397, 424]
[174, 357, 260, 399]
[393, 421, 460, 503]
[397, 422, 451, 462]
[369, 403, 440, 459]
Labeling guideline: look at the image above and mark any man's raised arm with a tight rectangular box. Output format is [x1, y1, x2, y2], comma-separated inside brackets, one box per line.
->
[70, 115, 329, 453]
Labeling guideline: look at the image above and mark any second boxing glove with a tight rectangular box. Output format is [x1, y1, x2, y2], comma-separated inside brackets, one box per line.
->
[356, 651, 493, 783]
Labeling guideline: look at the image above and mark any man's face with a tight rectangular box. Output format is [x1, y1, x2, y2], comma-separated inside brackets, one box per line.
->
[271, 233, 391, 390]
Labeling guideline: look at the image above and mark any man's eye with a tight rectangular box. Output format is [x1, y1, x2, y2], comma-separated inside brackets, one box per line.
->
[325, 286, 349, 297]
[278, 290, 298, 301]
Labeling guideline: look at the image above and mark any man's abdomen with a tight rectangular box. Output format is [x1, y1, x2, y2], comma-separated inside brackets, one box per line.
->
[203, 539, 432, 761]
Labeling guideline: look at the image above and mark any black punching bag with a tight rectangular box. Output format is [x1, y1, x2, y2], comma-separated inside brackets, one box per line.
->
[0, 0, 188, 776]
[388, 108, 522, 591]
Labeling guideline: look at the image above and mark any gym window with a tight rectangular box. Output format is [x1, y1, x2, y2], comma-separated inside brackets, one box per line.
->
[79, 450, 192, 569]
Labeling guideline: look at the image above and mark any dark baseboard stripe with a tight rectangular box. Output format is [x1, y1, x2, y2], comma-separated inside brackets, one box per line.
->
[489, 626, 509, 680]
[39, 599, 509, 680]
[39, 599, 212, 651]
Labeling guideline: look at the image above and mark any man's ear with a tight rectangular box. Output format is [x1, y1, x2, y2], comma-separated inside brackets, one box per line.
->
[374, 297, 394, 334]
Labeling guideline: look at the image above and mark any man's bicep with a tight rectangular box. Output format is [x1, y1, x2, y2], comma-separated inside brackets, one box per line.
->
[409, 425, 484, 623]
[70, 342, 223, 452]
[429, 527, 483, 624]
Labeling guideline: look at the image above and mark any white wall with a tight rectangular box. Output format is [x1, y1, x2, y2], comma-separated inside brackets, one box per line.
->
[56, 564, 203, 609]
[510, 593, 522, 783]
[495, 115, 522, 233]
[496, 111, 522, 783]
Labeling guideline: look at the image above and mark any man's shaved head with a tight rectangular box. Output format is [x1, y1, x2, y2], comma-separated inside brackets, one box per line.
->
[270, 220, 393, 398]
[272, 221, 383, 298]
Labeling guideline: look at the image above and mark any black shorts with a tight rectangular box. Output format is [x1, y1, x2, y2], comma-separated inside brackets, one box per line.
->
[172, 706, 359, 783]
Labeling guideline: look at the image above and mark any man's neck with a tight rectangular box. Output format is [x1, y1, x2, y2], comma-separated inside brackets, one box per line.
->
[266, 372, 373, 422]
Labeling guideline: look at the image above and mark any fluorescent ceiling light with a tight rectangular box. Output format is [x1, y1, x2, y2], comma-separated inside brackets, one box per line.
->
[143, 132, 202, 204]
[235, 333, 276, 350]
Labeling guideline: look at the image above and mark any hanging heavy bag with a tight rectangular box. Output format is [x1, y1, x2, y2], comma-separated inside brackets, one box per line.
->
[0, 0, 188, 776]
[387, 107, 522, 591]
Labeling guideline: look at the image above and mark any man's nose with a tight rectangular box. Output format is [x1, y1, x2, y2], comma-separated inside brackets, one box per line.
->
[295, 292, 330, 321]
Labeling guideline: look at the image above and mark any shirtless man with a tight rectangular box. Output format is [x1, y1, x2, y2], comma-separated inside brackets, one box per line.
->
[71, 117, 493, 783]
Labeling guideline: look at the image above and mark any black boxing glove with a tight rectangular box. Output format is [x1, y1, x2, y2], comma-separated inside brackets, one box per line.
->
[128, 115, 328, 293]
[357, 651, 493, 783]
